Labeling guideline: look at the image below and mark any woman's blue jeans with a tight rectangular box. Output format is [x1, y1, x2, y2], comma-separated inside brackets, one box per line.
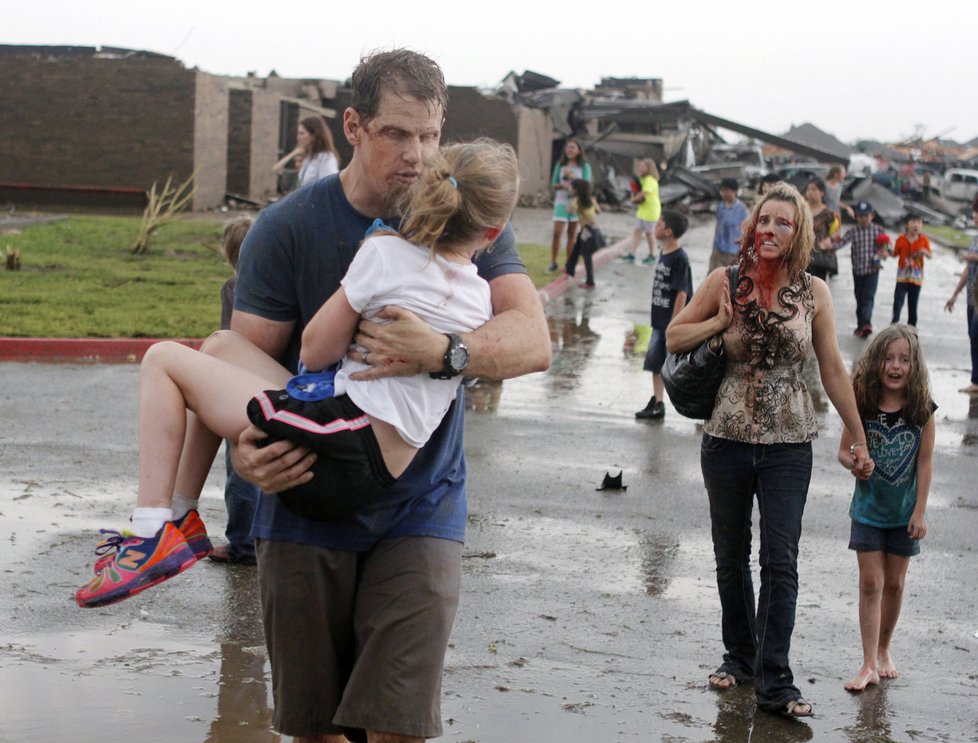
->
[968, 303, 978, 385]
[700, 433, 812, 711]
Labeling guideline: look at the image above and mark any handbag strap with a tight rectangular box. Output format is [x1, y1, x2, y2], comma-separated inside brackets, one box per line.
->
[727, 265, 739, 297]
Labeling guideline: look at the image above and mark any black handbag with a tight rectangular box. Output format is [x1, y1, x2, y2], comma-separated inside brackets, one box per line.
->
[661, 267, 737, 419]
[808, 247, 838, 273]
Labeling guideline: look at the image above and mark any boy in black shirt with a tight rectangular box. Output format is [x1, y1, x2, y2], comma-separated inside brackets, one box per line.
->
[636, 210, 692, 420]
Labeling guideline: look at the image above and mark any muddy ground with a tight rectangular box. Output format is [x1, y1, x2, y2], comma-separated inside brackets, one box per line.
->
[2, 207, 977, 742]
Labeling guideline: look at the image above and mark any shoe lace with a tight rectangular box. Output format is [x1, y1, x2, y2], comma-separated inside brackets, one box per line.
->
[93, 529, 126, 557]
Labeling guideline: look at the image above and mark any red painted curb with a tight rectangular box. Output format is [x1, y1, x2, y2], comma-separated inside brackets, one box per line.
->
[536, 242, 624, 303]
[0, 337, 203, 364]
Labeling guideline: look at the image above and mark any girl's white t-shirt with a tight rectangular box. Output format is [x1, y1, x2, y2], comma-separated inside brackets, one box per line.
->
[334, 234, 492, 447]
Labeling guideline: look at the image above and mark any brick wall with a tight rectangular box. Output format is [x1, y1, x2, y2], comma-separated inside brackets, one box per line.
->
[0, 53, 197, 194]
[226, 89, 252, 196]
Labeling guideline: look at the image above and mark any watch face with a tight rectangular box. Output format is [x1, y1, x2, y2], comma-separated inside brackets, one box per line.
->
[449, 345, 469, 372]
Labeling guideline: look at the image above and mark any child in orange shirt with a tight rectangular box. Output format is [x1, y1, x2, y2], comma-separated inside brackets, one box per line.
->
[891, 215, 932, 327]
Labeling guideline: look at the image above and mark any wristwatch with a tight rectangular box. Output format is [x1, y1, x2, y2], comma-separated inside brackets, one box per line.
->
[430, 333, 469, 379]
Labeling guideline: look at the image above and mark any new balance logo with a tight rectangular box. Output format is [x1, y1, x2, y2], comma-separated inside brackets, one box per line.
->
[117, 550, 147, 570]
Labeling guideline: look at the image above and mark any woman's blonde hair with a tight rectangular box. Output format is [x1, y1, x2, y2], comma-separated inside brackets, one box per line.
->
[398, 139, 520, 256]
[852, 324, 932, 427]
[739, 181, 813, 280]
[638, 158, 659, 179]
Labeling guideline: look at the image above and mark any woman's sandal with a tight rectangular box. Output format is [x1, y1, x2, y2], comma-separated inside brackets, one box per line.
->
[708, 670, 738, 691]
[781, 699, 813, 718]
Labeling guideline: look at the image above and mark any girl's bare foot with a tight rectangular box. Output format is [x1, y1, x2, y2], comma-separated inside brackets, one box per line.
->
[844, 666, 880, 692]
[959, 383, 978, 395]
[877, 651, 899, 679]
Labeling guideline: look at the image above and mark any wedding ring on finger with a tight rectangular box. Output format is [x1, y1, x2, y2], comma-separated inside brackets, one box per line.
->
[363, 350, 371, 365]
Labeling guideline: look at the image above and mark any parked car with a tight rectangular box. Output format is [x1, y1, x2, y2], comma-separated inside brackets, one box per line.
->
[939, 168, 978, 203]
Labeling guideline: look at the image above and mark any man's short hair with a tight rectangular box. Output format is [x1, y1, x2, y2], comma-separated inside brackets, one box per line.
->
[351, 49, 449, 123]
[660, 209, 688, 238]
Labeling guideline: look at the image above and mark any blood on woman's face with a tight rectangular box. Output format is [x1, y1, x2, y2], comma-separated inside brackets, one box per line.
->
[753, 200, 796, 263]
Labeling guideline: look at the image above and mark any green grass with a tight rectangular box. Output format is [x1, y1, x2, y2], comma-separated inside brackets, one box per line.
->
[922, 225, 974, 250]
[1, 216, 230, 337]
[517, 243, 556, 288]
[1, 216, 557, 338]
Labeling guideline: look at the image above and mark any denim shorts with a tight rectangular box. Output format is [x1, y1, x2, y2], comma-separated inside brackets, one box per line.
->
[849, 519, 920, 557]
[642, 327, 667, 373]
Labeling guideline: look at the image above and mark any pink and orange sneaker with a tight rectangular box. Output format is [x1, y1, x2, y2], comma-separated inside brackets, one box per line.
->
[91, 510, 212, 574]
[76, 522, 199, 608]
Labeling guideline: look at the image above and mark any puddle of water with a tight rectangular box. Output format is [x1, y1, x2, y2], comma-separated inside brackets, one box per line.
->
[0, 627, 277, 743]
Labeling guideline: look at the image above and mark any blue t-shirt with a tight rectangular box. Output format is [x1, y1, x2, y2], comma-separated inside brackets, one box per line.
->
[235, 174, 526, 551]
[713, 200, 749, 255]
[649, 248, 692, 330]
[850, 403, 936, 529]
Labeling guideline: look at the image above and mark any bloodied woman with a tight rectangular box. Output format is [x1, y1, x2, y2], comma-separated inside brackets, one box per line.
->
[665, 182, 871, 718]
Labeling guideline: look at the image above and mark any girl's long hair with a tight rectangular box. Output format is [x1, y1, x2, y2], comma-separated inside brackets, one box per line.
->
[559, 138, 587, 167]
[398, 139, 520, 257]
[852, 324, 932, 426]
[570, 178, 593, 210]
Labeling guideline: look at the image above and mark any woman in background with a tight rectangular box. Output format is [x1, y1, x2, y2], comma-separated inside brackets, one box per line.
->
[273, 115, 340, 188]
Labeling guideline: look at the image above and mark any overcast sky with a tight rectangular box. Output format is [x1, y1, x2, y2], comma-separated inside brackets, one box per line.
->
[6, 0, 975, 146]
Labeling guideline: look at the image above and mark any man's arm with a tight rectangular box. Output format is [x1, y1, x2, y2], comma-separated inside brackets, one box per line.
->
[229, 310, 294, 362]
[465, 272, 551, 379]
[351, 271, 551, 381]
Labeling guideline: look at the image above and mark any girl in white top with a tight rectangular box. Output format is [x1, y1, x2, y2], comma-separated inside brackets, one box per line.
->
[273, 115, 341, 187]
[75, 139, 520, 608]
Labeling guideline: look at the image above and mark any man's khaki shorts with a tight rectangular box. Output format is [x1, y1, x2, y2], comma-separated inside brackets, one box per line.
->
[257, 536, 462, 740]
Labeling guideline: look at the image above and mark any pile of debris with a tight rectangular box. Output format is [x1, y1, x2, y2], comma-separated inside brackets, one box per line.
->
[496, 71, 977, 226]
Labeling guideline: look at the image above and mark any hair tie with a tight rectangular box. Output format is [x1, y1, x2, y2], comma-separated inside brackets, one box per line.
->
[364, 217, 396, 238]
[448, 176, 458, 189]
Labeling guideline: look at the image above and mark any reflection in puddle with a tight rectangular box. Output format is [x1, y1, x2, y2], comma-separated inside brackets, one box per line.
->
[841, 684, 892, 743]
[206, 566, 277, 742]
[205, 643, 278, 743]
[709, 691, 813, 743]
[639, 532, 678, 596]
[546, 296, 601, 394]
[0, 565, 278, 743]
[964, 395, 978, 446]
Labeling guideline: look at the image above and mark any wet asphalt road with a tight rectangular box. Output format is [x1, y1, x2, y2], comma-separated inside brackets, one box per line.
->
[1, 208, 977, 742]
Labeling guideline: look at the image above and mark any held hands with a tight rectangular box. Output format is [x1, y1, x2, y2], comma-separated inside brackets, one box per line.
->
[231, 425, 316, 493]
[349, 306, 444, 380]
[848, 442, 875, 480]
